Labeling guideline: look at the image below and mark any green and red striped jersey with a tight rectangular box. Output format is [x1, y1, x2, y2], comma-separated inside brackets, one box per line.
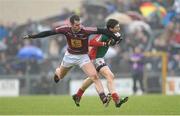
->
[89, 34, 110, 60]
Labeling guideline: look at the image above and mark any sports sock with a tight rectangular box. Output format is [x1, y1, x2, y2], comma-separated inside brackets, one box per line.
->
[99, 92, 107, 104]
[112, 92, 120, 104]
[76, 88, 84, 97]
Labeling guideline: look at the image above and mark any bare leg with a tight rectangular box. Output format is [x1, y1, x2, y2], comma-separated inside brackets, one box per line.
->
[80, 77, 93, 91]
[100, 66, 129, 107]
[80, 62, 111, 106]
[78, 66, 116, 95]
[73, 62, 111, 106]
[75, 64, 128, 107]
[81, 62, 104, 94]
[99, 66, 115, 94]
[99, 66, 123, 105]
[54, 65, 72, 83]
[72, 77, 93, 106]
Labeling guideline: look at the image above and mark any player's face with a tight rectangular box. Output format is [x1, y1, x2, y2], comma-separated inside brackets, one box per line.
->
[71, 20, 81, 32]
[111, 24, 120, 33]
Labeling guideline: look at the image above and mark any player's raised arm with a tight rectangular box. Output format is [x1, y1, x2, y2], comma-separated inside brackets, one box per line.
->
[83, 26, 120, 42]
[84, 27, 116, 40]
[23, 25, 68, 39]
[23, 30, 58, 39]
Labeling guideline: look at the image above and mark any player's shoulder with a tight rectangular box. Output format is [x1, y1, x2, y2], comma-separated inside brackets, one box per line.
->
[55, 24, 70, 30]
[81, 25, 97, 31]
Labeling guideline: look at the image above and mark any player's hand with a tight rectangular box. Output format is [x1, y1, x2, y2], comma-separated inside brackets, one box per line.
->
[23, 35, 29, 39]
[114, 32, 123, 44]
[105, 39, 116, 47]
[115, 36, 123, 44]
[114, 32, 121, 38]
[23, 35, 31, 39]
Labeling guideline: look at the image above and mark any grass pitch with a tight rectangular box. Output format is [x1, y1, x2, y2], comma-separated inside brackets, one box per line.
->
[0, 94, 180, 115]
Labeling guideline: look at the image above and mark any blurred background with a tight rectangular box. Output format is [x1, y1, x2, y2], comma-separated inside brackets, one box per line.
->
[0, 0, 180, 97]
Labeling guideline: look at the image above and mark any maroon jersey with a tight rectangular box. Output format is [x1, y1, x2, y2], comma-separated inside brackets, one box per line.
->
[55, 25, 97, 54]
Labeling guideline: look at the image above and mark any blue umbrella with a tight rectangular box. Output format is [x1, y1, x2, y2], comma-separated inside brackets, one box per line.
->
[0, 26, 8, 41]
[162, 10, 176, 26]
[17, 46, 44, 60]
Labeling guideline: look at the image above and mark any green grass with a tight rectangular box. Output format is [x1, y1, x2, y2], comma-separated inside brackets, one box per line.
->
[0, 95, 180, 115]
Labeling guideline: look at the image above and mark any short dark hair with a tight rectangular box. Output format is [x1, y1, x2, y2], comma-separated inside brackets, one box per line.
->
[70, 15, 80, 24]
[106, 19, 119, 29]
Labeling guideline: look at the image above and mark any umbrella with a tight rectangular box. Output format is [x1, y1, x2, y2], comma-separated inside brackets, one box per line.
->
[153, 2, 167, 19]
[83, 0, 107, 12]
[105, 12, 133, 25]
[0, 26, 8, 41]
[83, 0, 107, 9]
[128, 21, 152, 34]
[17, 46, 44, 60]
[162, 10, 176, 26]
[140, 2, 166, 18]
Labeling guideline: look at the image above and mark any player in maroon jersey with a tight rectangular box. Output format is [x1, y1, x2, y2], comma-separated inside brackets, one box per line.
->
[23, 15, 120, 106]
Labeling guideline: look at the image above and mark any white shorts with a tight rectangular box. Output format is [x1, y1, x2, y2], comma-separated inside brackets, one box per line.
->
[61, 51, 91, 68]
[92, 58, 107, 71]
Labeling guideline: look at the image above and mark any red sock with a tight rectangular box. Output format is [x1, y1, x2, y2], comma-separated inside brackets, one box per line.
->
[76, 88, 84, 97]
[112, 92, 120, 103]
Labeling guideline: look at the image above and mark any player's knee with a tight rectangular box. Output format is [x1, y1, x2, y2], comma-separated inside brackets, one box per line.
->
[89, 73, 99, 81]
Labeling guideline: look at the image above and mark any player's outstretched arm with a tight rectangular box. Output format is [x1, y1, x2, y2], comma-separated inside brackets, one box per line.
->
[23, 30, 58, 39]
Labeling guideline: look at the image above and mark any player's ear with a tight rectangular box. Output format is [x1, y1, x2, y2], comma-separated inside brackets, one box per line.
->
[109, 27, 113, 32]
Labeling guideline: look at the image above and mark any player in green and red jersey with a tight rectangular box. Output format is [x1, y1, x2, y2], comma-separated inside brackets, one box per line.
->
[72, 19, 128, 108]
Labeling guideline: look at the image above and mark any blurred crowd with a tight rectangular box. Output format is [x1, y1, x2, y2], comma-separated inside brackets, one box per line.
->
[0, 0, 180, 78]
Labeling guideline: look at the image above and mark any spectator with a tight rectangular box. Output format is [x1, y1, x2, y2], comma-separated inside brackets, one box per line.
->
[130, 46, 145, 94]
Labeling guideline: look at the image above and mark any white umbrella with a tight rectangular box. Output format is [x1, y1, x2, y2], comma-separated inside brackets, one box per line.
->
[106, 12, 133, 25]
[128, 21, 152, 34]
